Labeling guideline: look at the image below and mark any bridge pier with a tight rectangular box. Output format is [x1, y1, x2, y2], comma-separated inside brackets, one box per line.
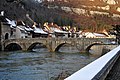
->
[47, 41, 55, 52]
[1, 42, 5, 51]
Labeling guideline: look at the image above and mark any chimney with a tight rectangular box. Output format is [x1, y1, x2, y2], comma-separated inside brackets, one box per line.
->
[1, 11, 4, 16]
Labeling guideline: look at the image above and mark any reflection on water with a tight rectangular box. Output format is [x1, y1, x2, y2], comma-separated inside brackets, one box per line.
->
[0, 46, 100, 80]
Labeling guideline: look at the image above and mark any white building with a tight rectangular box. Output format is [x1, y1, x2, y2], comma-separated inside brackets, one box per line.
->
[81, 32, 109, 38]
[15, 26, 28, 39]
[15, 21, 32, 39]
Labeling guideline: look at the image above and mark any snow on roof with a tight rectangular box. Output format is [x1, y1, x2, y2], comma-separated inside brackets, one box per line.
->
[22, 21, 25, 26]
[6, 18, 11, 24]
[83, 32, 107, 37]
[25, 27, 33, 31]
[6, 18, 16, 28]
[29, 27, 33, 31]
[17, 25, 33, 33]
[17, 26, 25, 31]
[86, 32, 96, 38]
[34, 27, 48, 34]
[50, 27, 68, 33]
[93, 33, 106, 37]
[10, 20, 16, 27]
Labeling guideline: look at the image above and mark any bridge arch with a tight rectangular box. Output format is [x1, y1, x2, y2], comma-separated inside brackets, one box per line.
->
[55, 43, 79, 52]
[86, 42, 102, 51]
[27, 42, 48, 51]
[4, 43, 22, 51]
[55, 43, 67, 52]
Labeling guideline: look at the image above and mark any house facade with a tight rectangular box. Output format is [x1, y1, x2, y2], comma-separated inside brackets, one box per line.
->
[0, 16, 12, 50]
[0, 16, 12, 41]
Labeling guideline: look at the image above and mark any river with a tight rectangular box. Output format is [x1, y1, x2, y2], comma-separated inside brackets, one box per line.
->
[0, 45, 110, 80]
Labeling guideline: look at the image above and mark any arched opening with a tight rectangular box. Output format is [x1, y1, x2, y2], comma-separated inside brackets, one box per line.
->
[55, 43, 66, 52]
[5, 43, 22, 51]
[28, 43, 48, 52]
[86, 43, 101, 51]
[5, 33, 9, 40]
[86, 43, 106, 56]
[55, 43, 79, 53]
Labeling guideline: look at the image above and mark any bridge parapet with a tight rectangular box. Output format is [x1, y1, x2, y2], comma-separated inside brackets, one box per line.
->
[65, 45, 120, 80]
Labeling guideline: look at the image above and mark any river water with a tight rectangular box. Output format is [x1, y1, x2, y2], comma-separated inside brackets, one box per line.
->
[0, 45, 107, 80]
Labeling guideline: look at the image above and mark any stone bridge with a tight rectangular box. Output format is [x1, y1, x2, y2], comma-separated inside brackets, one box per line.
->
[2, 38, 115, 52]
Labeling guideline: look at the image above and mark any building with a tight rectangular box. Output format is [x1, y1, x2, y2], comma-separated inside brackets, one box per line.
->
[0, 16, 12, 41]
[15, 21, 28, 39]
[43, 22, 68, 38]
[0, 16, 12, 50]
[32, 23, 48, 38]
[81, 32, 109, 38]
[32, 27, 48, 38]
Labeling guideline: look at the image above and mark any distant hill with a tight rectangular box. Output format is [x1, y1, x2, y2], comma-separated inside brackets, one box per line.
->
[0, 0, 120, 32]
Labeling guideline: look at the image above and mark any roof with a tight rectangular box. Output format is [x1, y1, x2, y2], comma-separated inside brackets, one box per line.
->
[25, 27, 33, 31]
[50, 27, 68, 33]
[43, 22, 68, 33]
[34, 27, 48, 34]
[93, 33, 107, 37]
[17, 26, 25, 31]
[83, 32, 108, 38]
[0, 16, 16, 28]
[86, 32, 96, 38]
[6, 18, 16, 28]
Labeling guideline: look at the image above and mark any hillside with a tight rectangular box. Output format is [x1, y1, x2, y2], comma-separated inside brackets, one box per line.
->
[0, 0, 67, 25]
[0, 0, 120, 32]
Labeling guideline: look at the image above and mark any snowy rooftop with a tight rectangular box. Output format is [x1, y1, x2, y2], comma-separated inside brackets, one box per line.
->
[50, 27, 68, 33]
[25, 27, 33, 31]
[83, 32, 108, 38]
[34, 27, 48, 34]
[6, 18, 16, 28]
[17, 26, 25, 31]
[93, 33, 106, 37]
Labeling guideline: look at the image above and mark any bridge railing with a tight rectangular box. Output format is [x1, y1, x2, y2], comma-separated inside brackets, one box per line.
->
[64, 45, 120, 80]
